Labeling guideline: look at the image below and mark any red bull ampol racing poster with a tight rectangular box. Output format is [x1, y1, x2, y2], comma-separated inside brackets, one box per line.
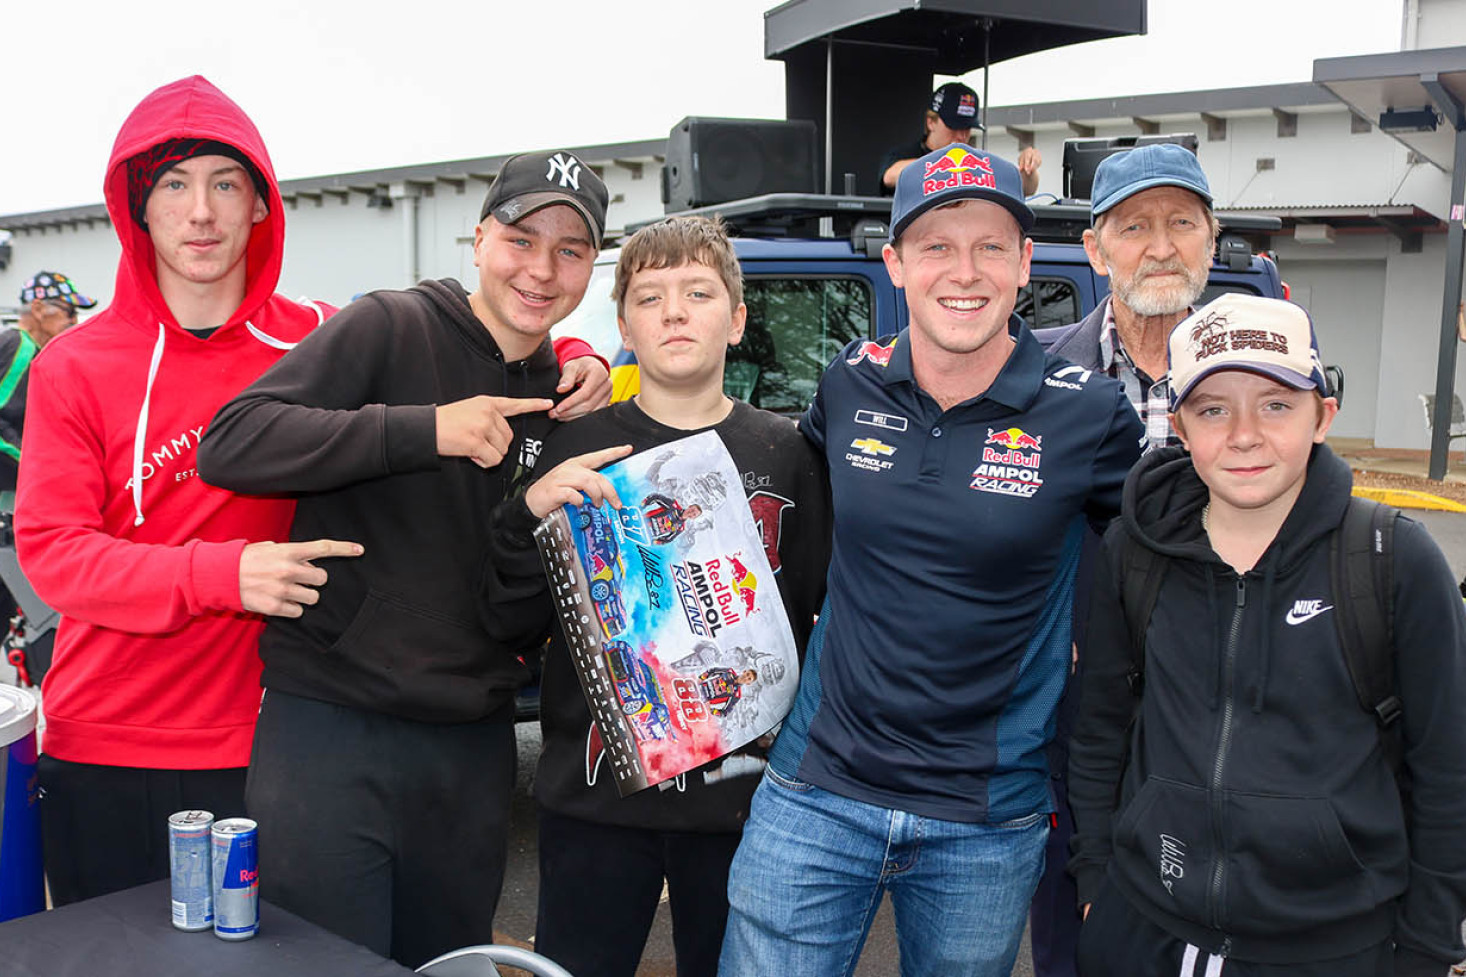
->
[533, 431, 800, 796]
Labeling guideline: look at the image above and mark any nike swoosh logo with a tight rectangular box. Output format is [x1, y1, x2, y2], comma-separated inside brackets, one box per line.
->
[1285, 604, 1334, 625]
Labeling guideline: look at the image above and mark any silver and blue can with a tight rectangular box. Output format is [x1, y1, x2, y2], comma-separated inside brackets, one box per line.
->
[210, 817, 259, 940]
[168, 810, 214, 931]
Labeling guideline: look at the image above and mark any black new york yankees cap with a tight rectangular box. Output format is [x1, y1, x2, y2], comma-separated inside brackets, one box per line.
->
[480, 150, 610, 249]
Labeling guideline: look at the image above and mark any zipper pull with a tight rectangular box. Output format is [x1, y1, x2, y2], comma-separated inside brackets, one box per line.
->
[1235, 578, 1246, 608]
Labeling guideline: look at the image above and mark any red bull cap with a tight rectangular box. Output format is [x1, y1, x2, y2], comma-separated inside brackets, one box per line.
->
[891, 143, 1033, 241]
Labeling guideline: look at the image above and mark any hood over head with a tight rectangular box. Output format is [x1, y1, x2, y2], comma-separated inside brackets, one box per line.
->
[104, 75, 285, 333]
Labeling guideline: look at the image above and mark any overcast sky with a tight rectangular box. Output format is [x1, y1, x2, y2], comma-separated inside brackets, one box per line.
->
[1, 0, 1404, 216]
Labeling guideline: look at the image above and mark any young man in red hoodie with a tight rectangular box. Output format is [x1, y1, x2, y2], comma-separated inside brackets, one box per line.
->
[16, 76, 608, 908]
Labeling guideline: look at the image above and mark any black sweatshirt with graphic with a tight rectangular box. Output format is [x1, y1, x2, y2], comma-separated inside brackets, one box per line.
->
[200, 279, 564, 723]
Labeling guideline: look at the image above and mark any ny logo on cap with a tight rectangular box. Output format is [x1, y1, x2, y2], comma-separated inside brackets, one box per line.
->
[546, 153, 582, 191]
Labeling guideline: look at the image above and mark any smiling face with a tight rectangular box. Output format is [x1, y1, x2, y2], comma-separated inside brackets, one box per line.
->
[1085, 185, 1214, 318]
[617, 260, 746, 394]
[144, 154, 267, 295]
[1173, 369, 1338, 521]
[883, 198, 1032, 360]
[471, 204, 596, 357]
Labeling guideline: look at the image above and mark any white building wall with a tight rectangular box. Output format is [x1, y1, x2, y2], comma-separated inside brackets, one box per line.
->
[1411, 0, 1466, 48]
[0, 224, 121, 314]
[277, 197, 403, 306]
[1375, 233, 1466, 449]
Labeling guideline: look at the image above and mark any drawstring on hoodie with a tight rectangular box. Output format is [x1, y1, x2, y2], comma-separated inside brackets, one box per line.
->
[131, 323, 168, 526]
[130, 318, 299, 525]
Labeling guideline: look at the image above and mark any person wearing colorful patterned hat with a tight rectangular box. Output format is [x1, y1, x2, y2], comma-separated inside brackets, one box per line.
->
[0, 272, 98, 497]
[19, 271, 96, 326]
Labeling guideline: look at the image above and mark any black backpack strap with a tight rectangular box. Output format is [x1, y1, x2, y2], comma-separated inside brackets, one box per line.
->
[1330, 496, 1403, 773]
[1112, 530, 1168, 698]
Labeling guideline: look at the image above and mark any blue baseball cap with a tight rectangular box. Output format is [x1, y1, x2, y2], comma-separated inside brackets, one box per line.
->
[1091, 143, 1212, 218]
[890, 143, 1033, 241]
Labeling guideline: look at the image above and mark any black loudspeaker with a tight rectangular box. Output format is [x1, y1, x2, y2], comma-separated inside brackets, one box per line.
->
[1063, 133, 1201, 201]
[661, 117, 820, 212]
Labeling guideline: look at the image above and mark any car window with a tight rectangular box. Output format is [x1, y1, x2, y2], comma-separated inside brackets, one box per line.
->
[1015, 277, 1080, 331]
[733, 277, 873, 413]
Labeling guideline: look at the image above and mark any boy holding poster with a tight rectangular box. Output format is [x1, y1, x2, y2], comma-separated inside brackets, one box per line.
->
[486, 216, 831, 977]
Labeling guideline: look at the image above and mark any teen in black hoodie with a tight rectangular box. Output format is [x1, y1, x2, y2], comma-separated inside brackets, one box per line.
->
[199, 153, 611, 968]
[1068, 295, 1466, 976]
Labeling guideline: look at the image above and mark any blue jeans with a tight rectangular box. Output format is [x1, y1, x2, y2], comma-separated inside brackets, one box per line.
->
[720, 766, 1050, 977]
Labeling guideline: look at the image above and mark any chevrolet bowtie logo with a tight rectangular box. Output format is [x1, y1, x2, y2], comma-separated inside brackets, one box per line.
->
[850, 437, 896, 456]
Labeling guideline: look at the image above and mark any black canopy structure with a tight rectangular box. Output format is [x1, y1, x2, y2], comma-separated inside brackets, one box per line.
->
[1314, 46, 1466, 479]
[763, 0, 1147, 194]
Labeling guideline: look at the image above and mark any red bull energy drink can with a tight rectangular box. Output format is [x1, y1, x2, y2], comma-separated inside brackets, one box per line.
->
[210, 818, 259, 940]
[168, 810, 214, 931]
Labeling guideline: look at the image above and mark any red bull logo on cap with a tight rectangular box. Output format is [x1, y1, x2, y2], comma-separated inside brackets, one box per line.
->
[922, 148, 997, 197]
[847, 337, 898, 368]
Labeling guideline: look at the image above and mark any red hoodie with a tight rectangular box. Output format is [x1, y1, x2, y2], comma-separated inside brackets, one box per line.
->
[14, 76, 329, 769]
[18, 77, 600, 770]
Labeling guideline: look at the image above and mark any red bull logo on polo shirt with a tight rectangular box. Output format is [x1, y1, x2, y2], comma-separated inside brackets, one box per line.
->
[847, 338, 897, 367]
[972, 427, 1045, 498]
[922, 148, 997, 197]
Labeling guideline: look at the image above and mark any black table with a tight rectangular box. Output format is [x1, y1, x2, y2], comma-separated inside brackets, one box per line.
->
[0, 880, 416, 976]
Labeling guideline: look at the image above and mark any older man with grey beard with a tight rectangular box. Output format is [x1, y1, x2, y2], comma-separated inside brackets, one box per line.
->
[1027, 142, 1219, 977]
[1039, 143, 1218, 452]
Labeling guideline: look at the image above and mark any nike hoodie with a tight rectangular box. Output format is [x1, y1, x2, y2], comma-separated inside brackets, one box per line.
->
[1068, 444, 1466, 972]
[15, 76, 329, 769]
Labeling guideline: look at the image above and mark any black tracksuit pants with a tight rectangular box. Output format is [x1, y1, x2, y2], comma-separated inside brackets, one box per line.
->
[1077, 875, 1393, 977]
[38, 756, 246, 906]
[245, 689, 515, 969]
[534, 808, 742, 977]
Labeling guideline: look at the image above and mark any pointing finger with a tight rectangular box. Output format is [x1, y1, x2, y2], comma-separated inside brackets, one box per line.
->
[574, 444, 634, 471]
[291, 539, 364, 561]
[489, 397, 556, 418]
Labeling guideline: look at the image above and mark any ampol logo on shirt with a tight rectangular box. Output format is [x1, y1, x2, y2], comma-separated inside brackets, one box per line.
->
[970, 427, 1045, 498]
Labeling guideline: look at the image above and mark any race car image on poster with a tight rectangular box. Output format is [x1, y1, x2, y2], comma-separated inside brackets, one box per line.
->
[604, 640, 676, 743]
[575, 505, 629, 638]
[534, 431, 800, 795]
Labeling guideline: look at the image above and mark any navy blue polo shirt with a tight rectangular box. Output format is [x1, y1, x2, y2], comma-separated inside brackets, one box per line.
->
[769, 318, 1143, 823]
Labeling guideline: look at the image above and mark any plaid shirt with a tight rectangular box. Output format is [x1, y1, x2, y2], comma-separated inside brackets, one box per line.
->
[1097, 298, 1186, 453]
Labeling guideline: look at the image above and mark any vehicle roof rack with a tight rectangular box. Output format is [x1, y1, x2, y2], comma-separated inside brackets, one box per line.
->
[620, 193, 1280, 245]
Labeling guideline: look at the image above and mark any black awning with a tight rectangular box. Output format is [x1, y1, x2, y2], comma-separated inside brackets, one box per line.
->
[765, 0, 1146, 73]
